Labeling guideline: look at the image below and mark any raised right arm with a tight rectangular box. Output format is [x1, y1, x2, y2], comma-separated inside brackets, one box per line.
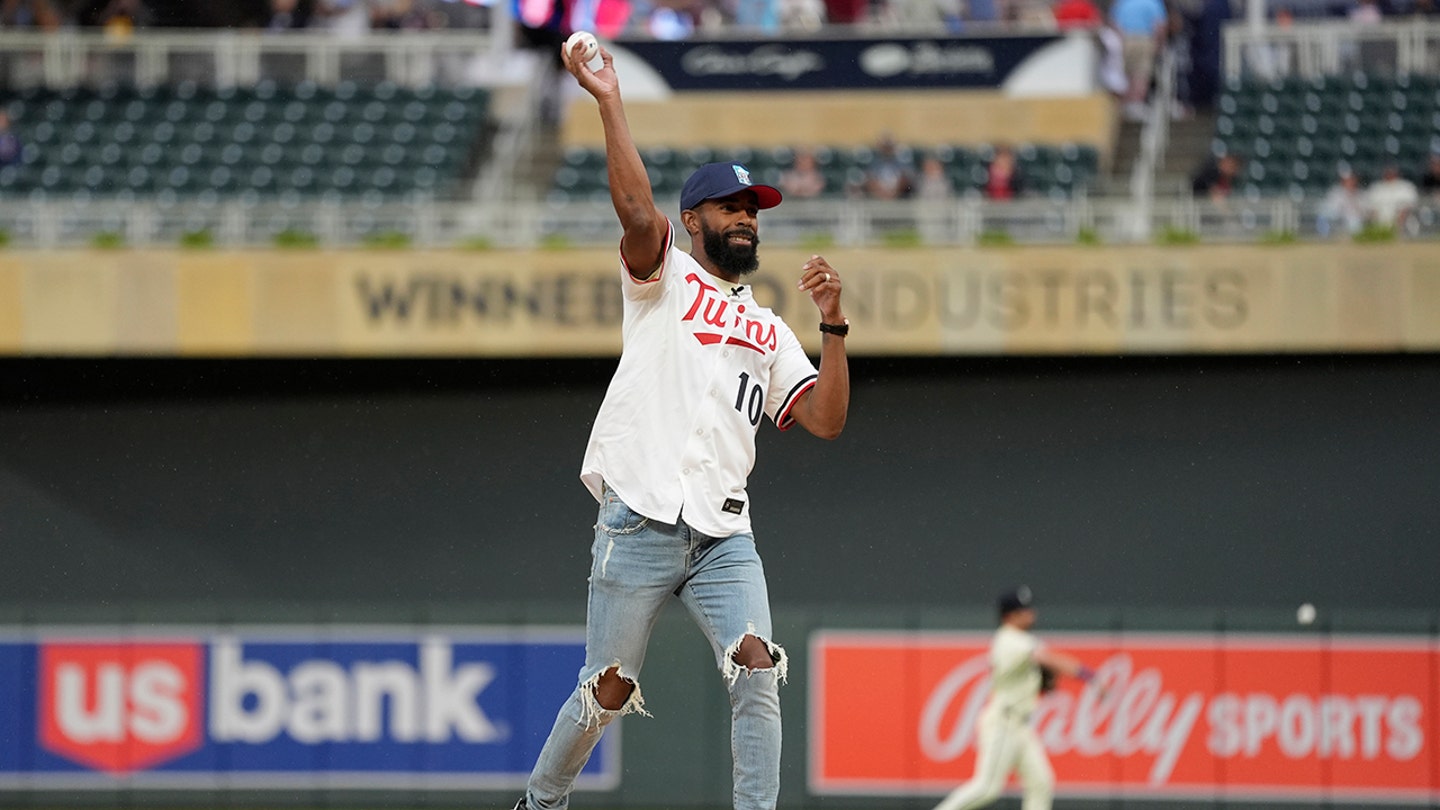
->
[563, 42, 669, 278]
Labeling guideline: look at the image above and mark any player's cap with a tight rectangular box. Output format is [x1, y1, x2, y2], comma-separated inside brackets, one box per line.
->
[997, 585, 1035, 616]
[680, 162, 782, 212]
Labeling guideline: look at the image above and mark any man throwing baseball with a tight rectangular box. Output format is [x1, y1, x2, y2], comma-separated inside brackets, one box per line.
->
[512, 36, 850, 810]
[933, 586, 1097, 810]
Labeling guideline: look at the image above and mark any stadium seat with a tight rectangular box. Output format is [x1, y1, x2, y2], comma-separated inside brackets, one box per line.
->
[5, 82, 494, 201]
[1210, 68, 1440, 197]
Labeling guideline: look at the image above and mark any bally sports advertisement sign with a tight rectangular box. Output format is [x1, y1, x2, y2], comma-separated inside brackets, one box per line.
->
[0, 626, 615, 789]
[810, 632, 1440, 804]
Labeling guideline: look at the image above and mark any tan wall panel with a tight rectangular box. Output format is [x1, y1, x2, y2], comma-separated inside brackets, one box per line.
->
[22, 254, 120, 353]
[2, 245, 1439, 356]
[252, 254, 342, 354]
[113, 255, 178, 353]
[176, 255, 257, 354]
[0, 258, 22, 349]
[561, 92, 1117, 159]
[1334, 259, 1405, 351]
[1410, 254, 1440, 345]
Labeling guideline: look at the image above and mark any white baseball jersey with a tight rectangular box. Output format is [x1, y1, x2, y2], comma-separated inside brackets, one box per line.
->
[987, 624, 1043, 717]
[580, 222, 819, 538]
[935, 624, 1055, 810]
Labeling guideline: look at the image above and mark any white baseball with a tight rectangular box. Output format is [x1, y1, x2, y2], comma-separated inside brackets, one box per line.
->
[1296, 603, 1316, 625]
[565, 31, 599, 64]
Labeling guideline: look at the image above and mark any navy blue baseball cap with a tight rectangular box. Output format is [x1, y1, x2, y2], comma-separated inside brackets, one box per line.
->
[998, 585, 1034, 616]
[680, 162, 782, 211]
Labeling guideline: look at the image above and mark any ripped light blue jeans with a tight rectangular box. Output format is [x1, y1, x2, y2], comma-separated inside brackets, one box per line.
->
[525, 485, 786, 810]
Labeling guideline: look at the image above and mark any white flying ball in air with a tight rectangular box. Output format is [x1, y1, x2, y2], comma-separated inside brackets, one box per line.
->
[1296, 603, 1316, 625]
[565, 31, 599, 65]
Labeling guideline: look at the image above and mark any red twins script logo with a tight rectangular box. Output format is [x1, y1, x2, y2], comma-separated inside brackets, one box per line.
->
[39, 643, 205, 773]
[683, 272, 777, 354]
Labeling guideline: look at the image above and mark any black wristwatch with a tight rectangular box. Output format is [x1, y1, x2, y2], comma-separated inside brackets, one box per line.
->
[819, 319, 850, 337]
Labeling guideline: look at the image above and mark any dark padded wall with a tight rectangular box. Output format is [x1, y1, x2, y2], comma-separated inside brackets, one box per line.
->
[2, 355, 1437, 612]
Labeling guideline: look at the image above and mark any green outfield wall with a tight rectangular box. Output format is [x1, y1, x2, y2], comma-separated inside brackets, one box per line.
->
[3, 353, 1437, 611]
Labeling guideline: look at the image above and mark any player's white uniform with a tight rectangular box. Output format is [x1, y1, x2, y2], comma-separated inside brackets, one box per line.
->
[934, 624, 1056, 810]
[580, 221, 818, 536]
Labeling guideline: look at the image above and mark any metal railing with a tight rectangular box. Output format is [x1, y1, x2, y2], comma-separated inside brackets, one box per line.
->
[1127, 45, 1180, 242]
[2, 193, 1434, 249]
[1223, 19, 1440, 82]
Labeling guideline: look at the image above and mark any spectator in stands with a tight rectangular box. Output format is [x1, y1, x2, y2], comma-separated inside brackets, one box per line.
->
[1343, 0, 1396, 71]
[641, 2, 699, 38]
[1052, 0, 1102, 29]
[822, 0, 867, 23]
[0, 111, 20, 169]
[1318, 168, 1366, 237]
[1184, 0, 1230, 113]
[883, 0, 961, 31]
[1349, 0, 1382, 23]
[1191, 152, 1241, 206]
[779, 0, 828, 30]
[734, 0, 781, 32]
[1418, 152, 1440, 200]
[914, 154, 955, 200]
[1008, 0, 1056, 27]
[779, 147, 827, 199]
[1247, 6, 1294, 82]
[317, 0, 376, 35]
[857, 134, 914, 200]
[983, 144, 1022, 201]
[265, 0, 316, 29]
[1096, 23, 1130, 98]
[372, 0, 439, 29]
[1110, 0, 1168, 121]
[965, 0, 998, 23]
[915, 153, 955, 243]
[1365, 163, 1419, 230]
[1, 0, 62, 28]
[70, 0, 149, 30]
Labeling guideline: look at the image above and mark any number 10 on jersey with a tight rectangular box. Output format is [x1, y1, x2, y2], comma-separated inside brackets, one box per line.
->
[734, 372, 763, 426]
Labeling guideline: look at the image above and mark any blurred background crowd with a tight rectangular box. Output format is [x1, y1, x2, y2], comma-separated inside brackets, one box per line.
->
[3, 0, 1436, 36]
[3, 0, 1436, 122]
[1, 0, 1438, 241]
[0, 0, 491, 34]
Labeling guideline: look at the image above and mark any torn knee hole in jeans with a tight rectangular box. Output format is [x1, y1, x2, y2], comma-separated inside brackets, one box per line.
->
[722, 627, 788, 686]
[579, 664, 651, 728]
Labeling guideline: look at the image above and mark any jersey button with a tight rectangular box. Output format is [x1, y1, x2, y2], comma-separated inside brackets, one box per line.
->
[682, 468, 691, 475]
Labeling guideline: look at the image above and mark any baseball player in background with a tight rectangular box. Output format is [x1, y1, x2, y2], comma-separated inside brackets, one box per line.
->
[933, 586, 1097, 810]
[512, 36, 851, 810]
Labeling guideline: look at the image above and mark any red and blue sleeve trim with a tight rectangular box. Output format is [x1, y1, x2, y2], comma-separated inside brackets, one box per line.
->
[775, 374, 818, 431]
[620, 221, 673, 285]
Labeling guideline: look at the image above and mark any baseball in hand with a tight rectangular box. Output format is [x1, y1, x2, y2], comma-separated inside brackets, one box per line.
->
[565, 31, 599, 64]
[1296, 603, 1316, 625]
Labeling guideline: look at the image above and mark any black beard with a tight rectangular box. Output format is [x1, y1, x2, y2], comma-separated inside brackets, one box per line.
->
[701, 222, 760, 277]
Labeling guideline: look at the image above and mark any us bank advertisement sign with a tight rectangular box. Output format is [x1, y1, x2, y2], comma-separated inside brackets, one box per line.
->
[810, 631, 1440, 804]
[0, 626, 615, 790]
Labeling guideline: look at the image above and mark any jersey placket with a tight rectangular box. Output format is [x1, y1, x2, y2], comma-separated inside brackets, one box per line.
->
[677, 285, 755, 523]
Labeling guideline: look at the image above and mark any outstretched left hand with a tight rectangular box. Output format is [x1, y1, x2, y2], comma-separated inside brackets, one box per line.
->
[797, 254, 845, 325]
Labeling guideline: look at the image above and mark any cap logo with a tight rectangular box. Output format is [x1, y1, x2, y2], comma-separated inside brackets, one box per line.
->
[732, 165, 752, 186]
